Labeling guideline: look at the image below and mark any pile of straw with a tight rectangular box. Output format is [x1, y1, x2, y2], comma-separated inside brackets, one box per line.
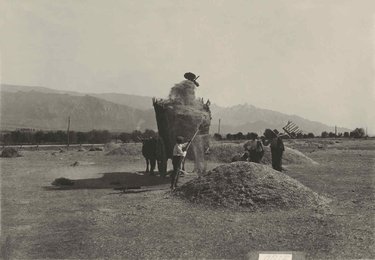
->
[0, 147, 21, 158]
[175, 162, 328, 210]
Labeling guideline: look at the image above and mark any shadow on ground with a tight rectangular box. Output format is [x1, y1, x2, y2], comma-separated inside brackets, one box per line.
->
[45, 172, 171, 190]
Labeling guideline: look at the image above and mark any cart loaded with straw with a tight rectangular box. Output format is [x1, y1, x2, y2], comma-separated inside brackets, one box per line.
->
[152, 74, 211, 175]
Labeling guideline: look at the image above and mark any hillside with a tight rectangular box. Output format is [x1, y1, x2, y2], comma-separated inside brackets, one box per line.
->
[1, 84, 153, 111]
[0, 83, 83, 96]
[0, 84, 349, 134]
[89, 93, 153, 111]
[0, 91, 156, 132]
[209, 103, 349, 135]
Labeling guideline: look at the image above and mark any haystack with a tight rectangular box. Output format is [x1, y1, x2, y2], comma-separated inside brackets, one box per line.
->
[153, 80, 211, 172]
[104, 142, 121, 151]
[175, 162, 328, 210]
[0, 147, 21, 158]
[89, 146, 103, 151]
[106, 144, 141, 156]
[207, 142, 318, 165]
[207, 143, 244, 163]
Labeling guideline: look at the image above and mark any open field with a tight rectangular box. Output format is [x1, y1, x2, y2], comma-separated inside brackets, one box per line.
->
[1, 139, 374, 259]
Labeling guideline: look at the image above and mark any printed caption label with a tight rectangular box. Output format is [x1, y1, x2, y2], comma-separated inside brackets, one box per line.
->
[258, 253, 293, 260]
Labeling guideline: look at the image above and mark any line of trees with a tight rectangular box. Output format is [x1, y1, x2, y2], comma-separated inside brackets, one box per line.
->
[214, 131, 316, 141]
[215, 127, 367, 141]
[321, 128, 366, 138]
[1, 127, 368, 145]
[0, 129, 158, 145]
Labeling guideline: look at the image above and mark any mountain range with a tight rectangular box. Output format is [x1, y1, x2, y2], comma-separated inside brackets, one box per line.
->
[0, 83, 349, 134]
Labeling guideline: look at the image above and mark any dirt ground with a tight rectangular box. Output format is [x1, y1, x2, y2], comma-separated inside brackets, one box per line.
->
[1, 139, 374, 259]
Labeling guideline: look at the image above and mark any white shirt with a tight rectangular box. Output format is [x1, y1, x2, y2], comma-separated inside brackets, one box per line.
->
[173, 142, 188, 156]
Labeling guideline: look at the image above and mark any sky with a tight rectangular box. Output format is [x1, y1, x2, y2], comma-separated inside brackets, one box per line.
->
[1, 0, 374, 133]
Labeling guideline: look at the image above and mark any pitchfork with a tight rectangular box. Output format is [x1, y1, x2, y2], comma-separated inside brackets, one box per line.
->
[174, 122, 202, 189]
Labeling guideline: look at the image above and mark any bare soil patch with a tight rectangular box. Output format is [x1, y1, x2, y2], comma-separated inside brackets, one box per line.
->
[1, 139, 374, 259]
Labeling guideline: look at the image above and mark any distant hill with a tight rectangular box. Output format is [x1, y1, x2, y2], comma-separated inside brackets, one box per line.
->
[209, 103, 349, 135]
[0, 91, 156, 132]
[0, 83, 350, 134]
[89, 93, 154, 111]
[1, 84, 153, 110]
[1, 83, 83, 96]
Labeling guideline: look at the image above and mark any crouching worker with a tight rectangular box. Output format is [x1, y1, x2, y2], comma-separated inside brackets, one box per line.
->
[171, 136, 190, 191]
[243, 133, 264, 163]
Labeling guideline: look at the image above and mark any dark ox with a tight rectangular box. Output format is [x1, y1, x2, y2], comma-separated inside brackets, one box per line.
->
[141, 137, 158, 174]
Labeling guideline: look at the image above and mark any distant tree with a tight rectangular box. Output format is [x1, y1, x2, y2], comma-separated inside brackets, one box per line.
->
[0, 133, 5, 145]
[118, 132, 132, 143]
[296, 132, 304, 139]
[3, 133, 13, 145]
[357, 128, 365, 138]
[44, 132, 55, 143]
[99, 130, 111, 143]
[321, 131, 329, 138]
[289, 132, 296, 139]
[213, 133, 222, 141]
[343, 132, 350, 138]
[142, 129, 157, 139]
[87, 130, 111, 144]
[337, 132, 343, 137]
[350, 128, 365, 138]
[234, 132, 244, 140]
[56, 131, 67, 143]
[131, 130, 143, 142]
[77, 132, 88, 144]
[10, 131, 22, 144]
[328, 132, 336, 138]
[226, 134, 232, 140]
[23, 132, 33, 144]
[34, 131, 44, 144]
[68, 131, 77, 144]
[307, 132, 315, 138]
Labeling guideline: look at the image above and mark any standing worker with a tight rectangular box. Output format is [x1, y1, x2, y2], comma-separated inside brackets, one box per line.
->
[262, 129, 285, 171]
[171, 136, 190, 190]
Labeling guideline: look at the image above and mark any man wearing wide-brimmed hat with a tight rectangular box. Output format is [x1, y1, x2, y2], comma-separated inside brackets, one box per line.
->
[262, 129, 285, 171]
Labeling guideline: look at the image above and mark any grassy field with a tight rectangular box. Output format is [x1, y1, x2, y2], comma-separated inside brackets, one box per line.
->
[1, 139, 374, 259]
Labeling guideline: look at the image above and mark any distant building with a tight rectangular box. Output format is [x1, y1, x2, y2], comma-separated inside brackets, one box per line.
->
[16, 128, 36, 132]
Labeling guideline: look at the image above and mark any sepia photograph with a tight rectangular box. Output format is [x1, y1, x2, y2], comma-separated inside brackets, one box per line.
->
[0, 0, 374, 259]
